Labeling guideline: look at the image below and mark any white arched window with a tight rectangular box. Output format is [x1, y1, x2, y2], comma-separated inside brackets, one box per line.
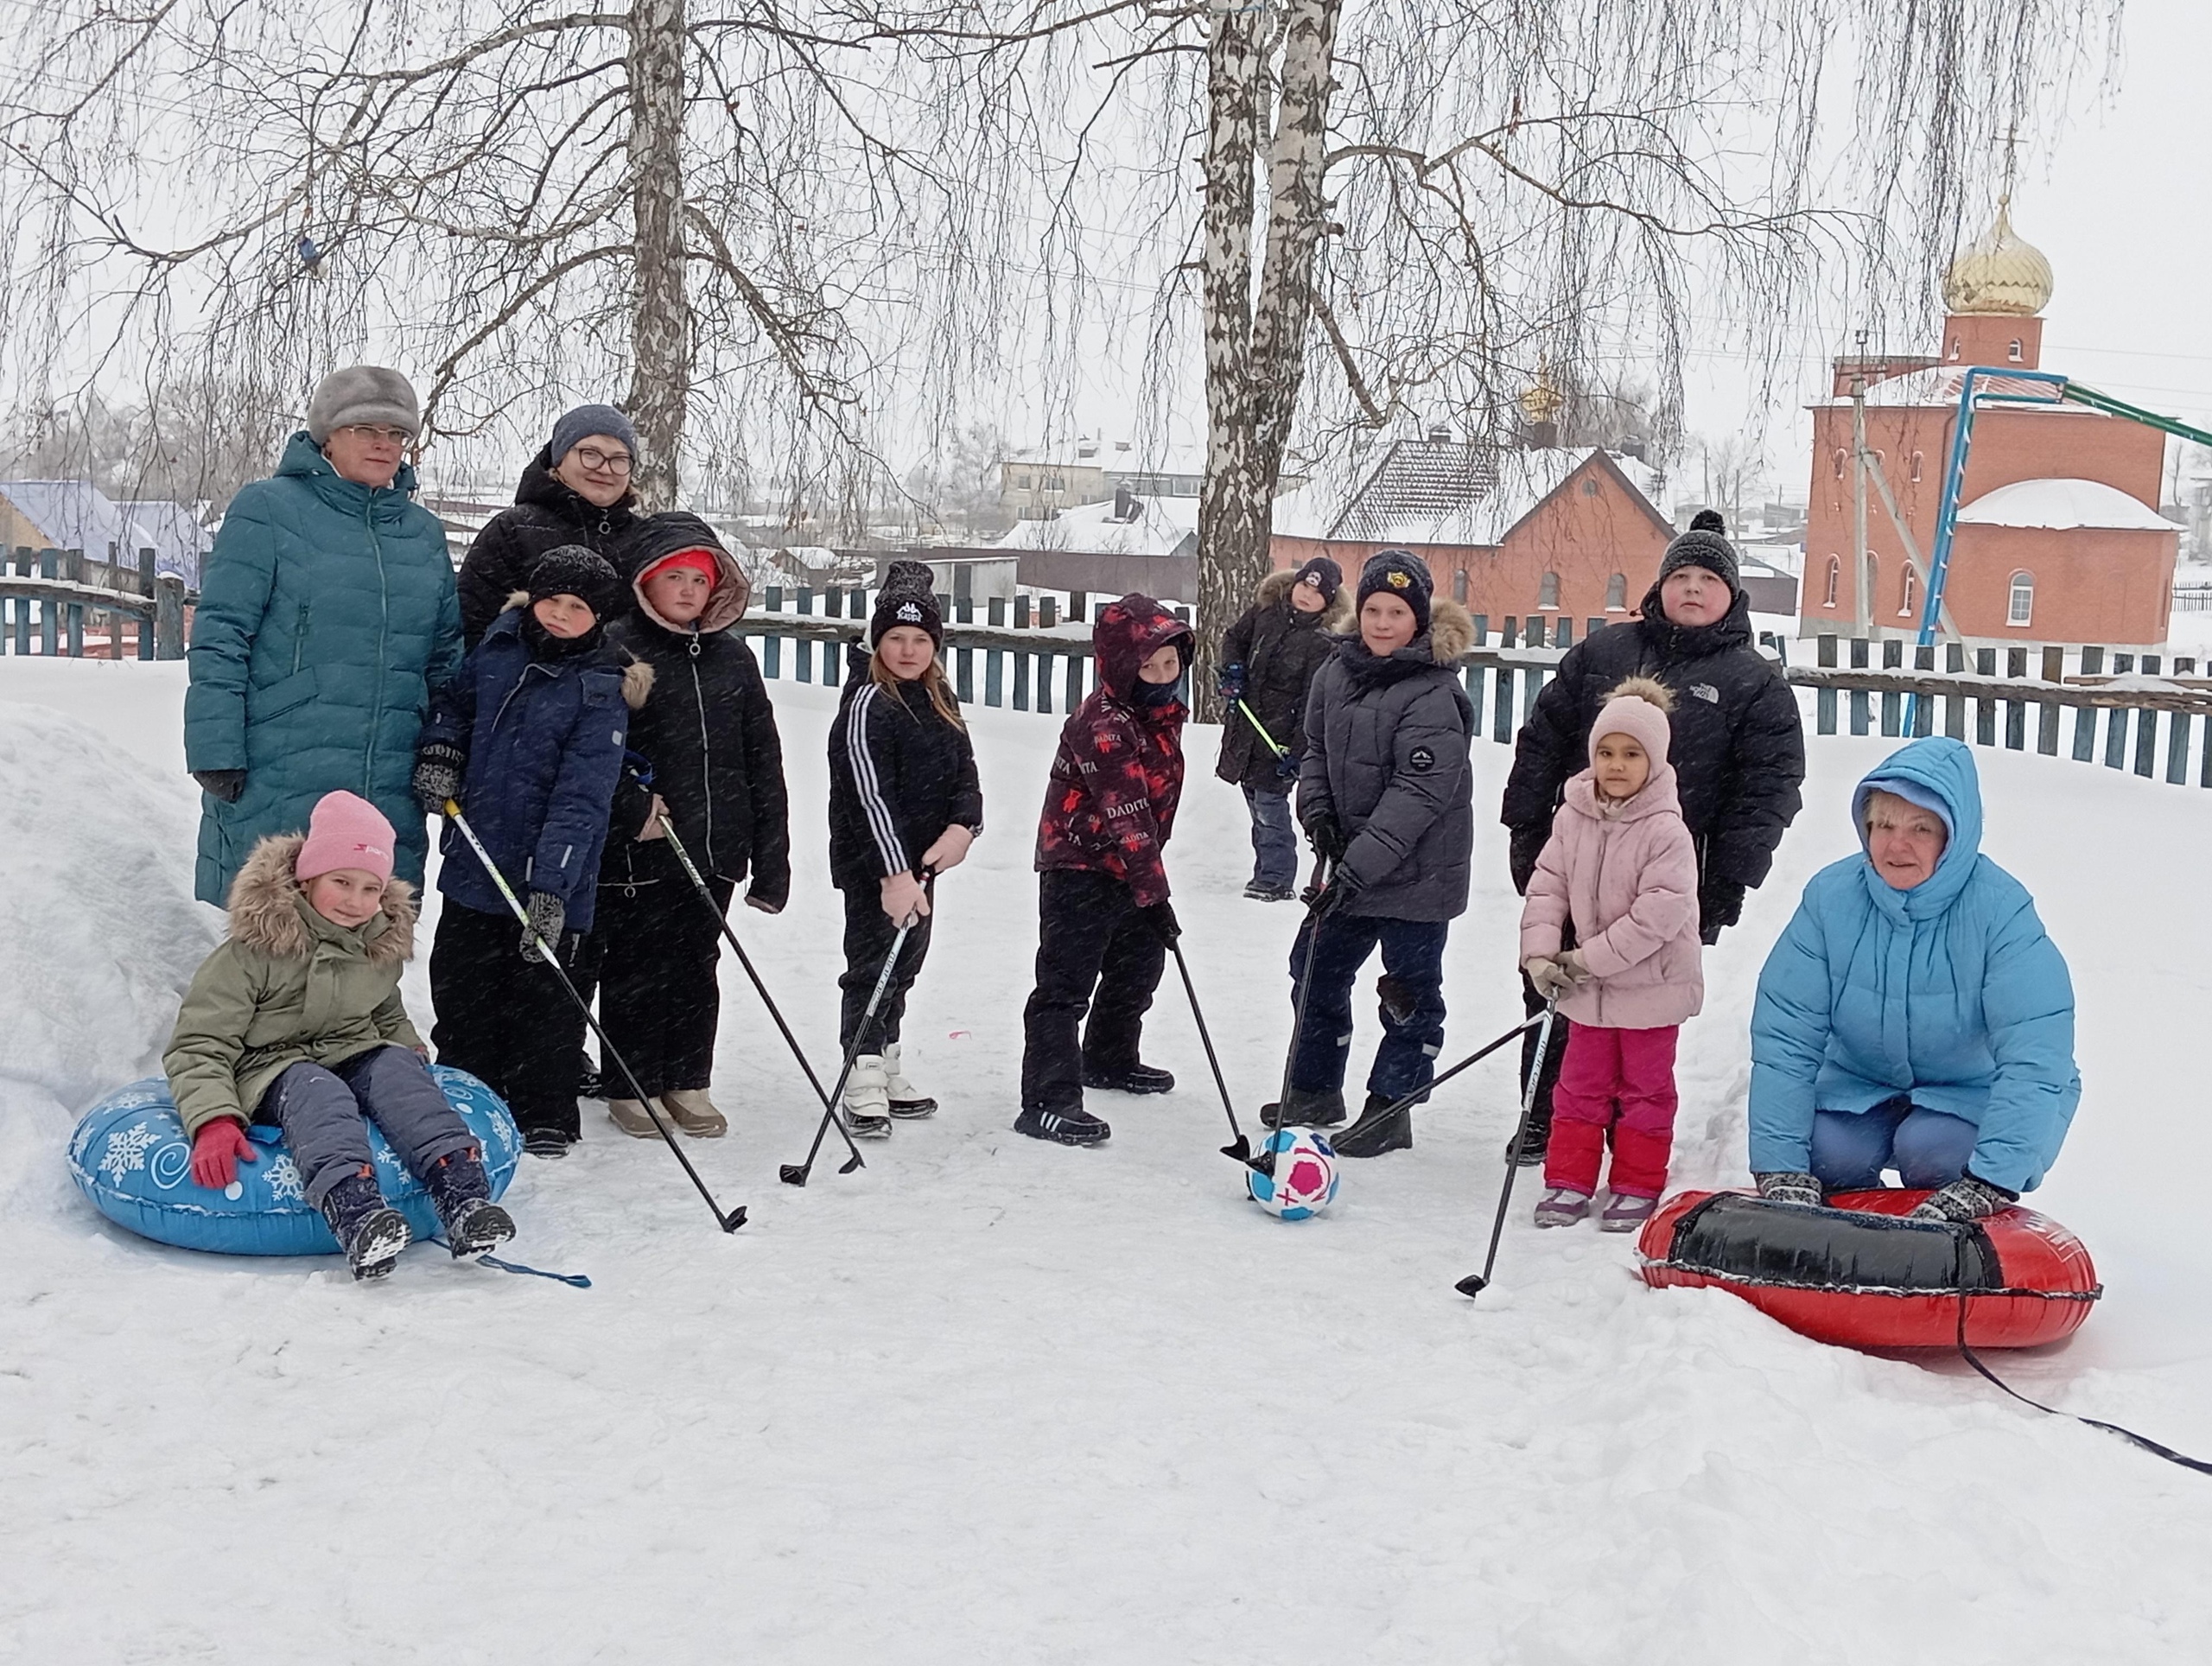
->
[1823, 556, 1840, 608]
[1899, 564, 1917, 618]
[1605, 572, 1627, 611]
[2008, 571, 2034, 627]
[1538, 570, 1560, 609]
[1452, 569, 1469, 603]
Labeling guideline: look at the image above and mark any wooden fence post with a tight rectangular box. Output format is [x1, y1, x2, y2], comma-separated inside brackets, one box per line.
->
[38, 549, 58, 656]
[1815, 635, 1837, 734]
[954, 596, 974, 703]
[1911, 643, 1935, 735]
[156, 575, 187, 659]
[1493, 619, 1517, 745]
[2104, 653, 2133, 768]
[2169, 656, 2195, 785]
[1467, 615, 1488, 736]
[2073, 645, 2101, 760]
[2004, 647, 2026, 750]
[1879, 639, 1902, 736]
[1848, 638, 1870, 735]
[137, 548, 156, 660]
[2037, 646, 2063, 755]
[2135, 655, 2160, 777]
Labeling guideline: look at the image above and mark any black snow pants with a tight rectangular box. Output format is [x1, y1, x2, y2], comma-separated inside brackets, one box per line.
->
[594, 871, 734, 1101]
[429, 902, 588, 1141]
[1020, 868, 1167, 1113]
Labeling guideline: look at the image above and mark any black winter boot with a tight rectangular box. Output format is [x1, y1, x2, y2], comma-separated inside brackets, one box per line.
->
[1081, 1061, 1175, 1095]
[1261, 1085, 1347, 1129]
[1014, 1103, 1112, 1147]
[1333, 1092, 1413, 1159]
[423, 1148, 516, 1259]
[1506, 1109, 1553, 1167]
[320, 1168, 413, 1281]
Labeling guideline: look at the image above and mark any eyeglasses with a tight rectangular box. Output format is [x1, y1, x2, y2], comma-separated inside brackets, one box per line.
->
[573, 446, 633, 475]
[338, 423, 413, 446]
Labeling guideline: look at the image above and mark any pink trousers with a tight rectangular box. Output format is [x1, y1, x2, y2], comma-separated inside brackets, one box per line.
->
[1543, 1024, 1680, 1199]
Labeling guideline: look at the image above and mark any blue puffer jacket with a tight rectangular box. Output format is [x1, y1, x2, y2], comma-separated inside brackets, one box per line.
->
[420, 605, 645, 933]
[184, 433, 462, 903]
[1748, 737, 2079, 1193]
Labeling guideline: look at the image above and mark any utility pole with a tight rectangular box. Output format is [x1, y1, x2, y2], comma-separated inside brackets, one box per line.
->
[1851, 329, 1873, 639]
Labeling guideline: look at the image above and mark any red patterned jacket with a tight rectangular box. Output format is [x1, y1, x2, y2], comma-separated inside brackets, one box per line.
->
[1033, 594, 1193, 907]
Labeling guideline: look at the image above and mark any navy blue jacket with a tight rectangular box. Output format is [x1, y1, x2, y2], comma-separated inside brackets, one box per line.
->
[421, 605, 644, 932]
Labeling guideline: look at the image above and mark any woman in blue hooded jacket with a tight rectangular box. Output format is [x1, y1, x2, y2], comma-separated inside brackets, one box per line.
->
[1747, 737, 2080, 1222]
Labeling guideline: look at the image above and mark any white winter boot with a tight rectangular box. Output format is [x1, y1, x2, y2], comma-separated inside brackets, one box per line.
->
[883, 1042, 937, 1119]
[842, 1055, 893, 1140]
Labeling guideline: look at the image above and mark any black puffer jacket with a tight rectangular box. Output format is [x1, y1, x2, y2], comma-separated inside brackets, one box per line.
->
[828, 645, 984, 891]
[457, 448, 652, 644]
[601, 513, 791, 908]
[1214, 568, 1354, 792]
[1298, 601, 1477, 922]
[1500, 585, 1804, 929]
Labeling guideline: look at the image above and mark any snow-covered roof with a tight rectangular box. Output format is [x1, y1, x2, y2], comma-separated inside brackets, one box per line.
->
[1003, 440, 1206, 477]
[1956, 478, 2176, 532]
[0, 480, 211, 588]
[996, 494, 1198, 560]
[1813, 366, 2062, 410]
[1275, 440, 1665, 548]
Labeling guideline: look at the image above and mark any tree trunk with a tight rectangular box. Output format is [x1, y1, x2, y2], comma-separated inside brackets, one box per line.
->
[626, 0, 690, 509]
[1193, 0, 1342, 718]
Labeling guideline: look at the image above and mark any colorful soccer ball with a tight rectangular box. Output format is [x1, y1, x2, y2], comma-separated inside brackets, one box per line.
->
[1246, 1128, 1340, 1220]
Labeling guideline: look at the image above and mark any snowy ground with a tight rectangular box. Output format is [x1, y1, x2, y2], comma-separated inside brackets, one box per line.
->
[3, 655, 2210, 1662]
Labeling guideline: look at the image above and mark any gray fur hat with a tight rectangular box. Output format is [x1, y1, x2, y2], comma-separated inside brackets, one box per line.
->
[306, 366, 421, 443]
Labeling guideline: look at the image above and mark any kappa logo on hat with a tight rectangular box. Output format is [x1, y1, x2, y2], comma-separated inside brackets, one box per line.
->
[1385, 569, 1412, 589]
[897, 601, 924, 623]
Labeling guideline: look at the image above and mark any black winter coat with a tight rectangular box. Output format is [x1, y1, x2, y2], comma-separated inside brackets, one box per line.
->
[457, 449, 652, 644]
[1214, 568, 1354, 792]
[828, 646, 984, 891]
[601, 519, 789, 907]
[1500, 586, 1804, 922]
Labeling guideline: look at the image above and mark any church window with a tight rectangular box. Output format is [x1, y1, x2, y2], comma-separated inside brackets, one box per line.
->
[1538, 571, 1560, 609]
[2008, 571, 2034, 627]
[2008, 340, 2024, 363]
[1823, 556, 1840, 608]
[1899, 564, 1917, 618]
[1452, 569, 1469, 603]
[1605, 572, 1627, 611]
[1910, 452, 1923, 483]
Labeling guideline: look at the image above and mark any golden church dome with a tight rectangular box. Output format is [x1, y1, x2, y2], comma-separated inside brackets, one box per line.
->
[1519, 371, 1564, 425]
[1940, 197, 2054, 317]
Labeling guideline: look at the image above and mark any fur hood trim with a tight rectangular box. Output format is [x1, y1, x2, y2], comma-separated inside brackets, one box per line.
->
[1257, 566, 1354, 632]
[622, 659, 656, 709]
[1427, 598, 1474, 662]
[226, 833, 417, 963]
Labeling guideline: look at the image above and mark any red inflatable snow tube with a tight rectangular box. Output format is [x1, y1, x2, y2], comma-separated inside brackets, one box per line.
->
[1637, 1188, 2101, 1351]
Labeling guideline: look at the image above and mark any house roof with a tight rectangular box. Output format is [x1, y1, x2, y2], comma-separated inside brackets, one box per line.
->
[1957, 477, 2176, 532]
[1281, 439, 1668, 548]
[0, 480, 212, 588]
[996, 493, 1199, 559]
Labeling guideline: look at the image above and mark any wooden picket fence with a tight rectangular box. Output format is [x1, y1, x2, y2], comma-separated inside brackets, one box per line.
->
[0, 546, 188, 659]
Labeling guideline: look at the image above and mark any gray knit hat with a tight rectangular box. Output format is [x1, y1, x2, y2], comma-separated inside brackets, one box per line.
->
[1657, 508, 1739, 595]
[550, 404, 639, 466]
[305, 366, 420, 443]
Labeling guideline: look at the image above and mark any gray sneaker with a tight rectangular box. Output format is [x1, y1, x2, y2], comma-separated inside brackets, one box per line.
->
[1532, 1187, 1591, 1228]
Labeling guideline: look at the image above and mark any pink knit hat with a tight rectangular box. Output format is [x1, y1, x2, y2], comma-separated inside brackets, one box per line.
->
[296, 791, 397, 883]
[1587, 677, 1675, 772]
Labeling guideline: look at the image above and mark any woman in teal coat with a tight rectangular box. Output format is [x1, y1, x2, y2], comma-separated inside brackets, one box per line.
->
[184, 368, 464, 905]
[1748, 737, 2080, 1222]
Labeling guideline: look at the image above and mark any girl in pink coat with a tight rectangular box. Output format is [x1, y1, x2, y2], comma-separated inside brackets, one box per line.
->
[1518, 677, 1703, 1230]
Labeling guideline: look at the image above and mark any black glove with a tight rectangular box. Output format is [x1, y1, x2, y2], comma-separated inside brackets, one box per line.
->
[1310, 867, 1362, 919]
[1508, 824, 1548, 896]
[1217, 662, 1247, 705]
[1274, 748, 1300, 782]
[1754, 1171, 1824, 1207]
[411, 743, 466, 815]
[1302, 810, 1347, 864]
[193, 768, 246, 804]
[1699, 877, 1746, 945]
[1909, 1174, 2018, 1223]
[520, 892, 566, 962]
[1146, 900, 1181, 942]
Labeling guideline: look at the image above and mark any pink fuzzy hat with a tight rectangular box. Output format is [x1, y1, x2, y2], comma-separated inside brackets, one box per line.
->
[1586, 676, 1676, 771]
[296, 791, 397, 883]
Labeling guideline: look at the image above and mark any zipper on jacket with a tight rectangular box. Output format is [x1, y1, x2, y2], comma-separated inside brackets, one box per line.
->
[687, 629, 713, 864]
[364, 494, 391, 798]
[292, 601, 311, 675]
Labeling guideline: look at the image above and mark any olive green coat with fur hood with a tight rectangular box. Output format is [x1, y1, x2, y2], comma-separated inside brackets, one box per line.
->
[1214, 567, 1356, 792]
[163, 833, 423, 1135]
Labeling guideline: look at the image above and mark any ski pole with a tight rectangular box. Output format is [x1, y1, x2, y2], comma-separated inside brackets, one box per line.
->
[1455, 995, 1560, 1298]
[442, 803, 747, 1233]
[1356, 1015, 1540, 1127]
[655, 819, 866, 1176]
[779, 913, 914, 1187]
[1167, 939, 1252, 1165]
[1232, 699, 1289, 760]
[1258, 851, 1333, 1173]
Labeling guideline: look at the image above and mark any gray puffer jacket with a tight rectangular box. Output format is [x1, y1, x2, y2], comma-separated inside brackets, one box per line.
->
[1297, 601, 1476, 921]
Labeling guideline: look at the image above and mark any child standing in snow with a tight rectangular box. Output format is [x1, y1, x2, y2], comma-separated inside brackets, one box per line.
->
[826, 562, 983, 1137]
[411, 545, 648, 1158]
[593, 513, 789, 1142]
[1518, 677, 1704, 1231]
[1016, 593, 1194, 1147]
[164, 791, 516, 1281]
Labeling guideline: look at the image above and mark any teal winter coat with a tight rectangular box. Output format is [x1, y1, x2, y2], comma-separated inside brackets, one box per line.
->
[184, 432, 463, 904]
[1748, 737, 2080, 1193]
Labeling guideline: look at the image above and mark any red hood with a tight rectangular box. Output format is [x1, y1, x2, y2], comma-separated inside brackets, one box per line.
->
[1092, 593, 1193, 704]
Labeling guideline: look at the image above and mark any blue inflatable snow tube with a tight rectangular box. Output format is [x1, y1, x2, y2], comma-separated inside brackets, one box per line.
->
[67, 1065, 520, 1256]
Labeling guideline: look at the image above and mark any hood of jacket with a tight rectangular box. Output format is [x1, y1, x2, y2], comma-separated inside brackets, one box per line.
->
[624, 511, 751, 633]
[1332, 597, 1474, 688]
[1634, 582, 1754, 661]
[493, 594, 656, 706]
[273, 429, 422, 506]
[514, 444, 639, 527]
[1850, 735, 1983, 921]
[1093, 593, 1195, 705]
[1255, 566, 1355, 633]
[226, 833, 416, 964]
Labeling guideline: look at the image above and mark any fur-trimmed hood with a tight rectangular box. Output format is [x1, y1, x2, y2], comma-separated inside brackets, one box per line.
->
[226, 833, 417, 963]
[1426, 598, 1474, 662]
[1255, 566, 1355, 633]
[498, 590, 655, 708]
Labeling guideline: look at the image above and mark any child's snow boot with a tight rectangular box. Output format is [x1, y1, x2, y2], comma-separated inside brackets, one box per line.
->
[1505, 1108, 1552, 1167]
[1332, 1091, 1411, 1158]
[883, 1043, 937, 1119]
[1533, 1187, 1592, 1228]
[1261, 1085, 1346, 1129]
[320, 1167, 412, 1280]
[423, 1148, 516, 1259]
[1081, 1060, 1175, 1095]
[1014, 1103, 1111, 1147]
[1599, 1192, 1657, 1233]
[842, 1055, 893, 1140]
[664, 1089, 727, 1138]
[607, 1097, 660, 1139]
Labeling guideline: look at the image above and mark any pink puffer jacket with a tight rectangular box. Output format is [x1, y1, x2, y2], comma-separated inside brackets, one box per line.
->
[1518, 766, 1703, 1029]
